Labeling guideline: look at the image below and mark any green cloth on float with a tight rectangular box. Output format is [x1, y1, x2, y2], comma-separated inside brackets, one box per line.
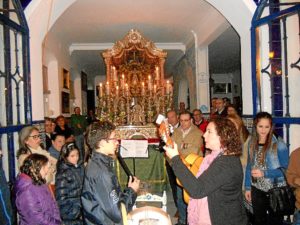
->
[116, 145, 167, 193]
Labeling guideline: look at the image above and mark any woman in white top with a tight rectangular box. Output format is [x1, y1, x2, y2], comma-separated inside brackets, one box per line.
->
[17, 126, 56, 184]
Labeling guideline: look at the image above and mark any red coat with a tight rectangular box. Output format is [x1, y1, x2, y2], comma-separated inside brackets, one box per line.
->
[195, 119, 209, 133]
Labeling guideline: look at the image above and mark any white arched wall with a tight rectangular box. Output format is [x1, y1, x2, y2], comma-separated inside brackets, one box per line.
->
[25, 0, 256, 120]
[205, 0, 256, 115]
[25, 0, 76, 121]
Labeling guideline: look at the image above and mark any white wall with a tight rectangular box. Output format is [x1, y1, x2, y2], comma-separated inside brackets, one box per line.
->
[196, 47, 210, 112]
[206, 0, 256, 114]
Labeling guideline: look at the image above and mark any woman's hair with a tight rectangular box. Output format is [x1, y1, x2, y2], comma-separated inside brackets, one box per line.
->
[249, 111, 274, 164]
[50, 132, 65, 141]
[86, 121, 116, 150]
[19, 126, 39, 149]
[210, 117, 242, 156]
[17, 126, 39, 158]
[59, 142, 79, 164]
[227, 114, 249, 143]
[20, 153, 48, 185]
[55, 115, 65, 124]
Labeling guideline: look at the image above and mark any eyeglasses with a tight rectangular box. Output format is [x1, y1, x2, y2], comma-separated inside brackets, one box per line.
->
[193, 114, 201, 116]
[29, 135, 41, 140]
[180, 119, 191, 122]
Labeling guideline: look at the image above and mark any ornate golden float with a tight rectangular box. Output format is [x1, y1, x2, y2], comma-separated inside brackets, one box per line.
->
[97, 29, 173, 129]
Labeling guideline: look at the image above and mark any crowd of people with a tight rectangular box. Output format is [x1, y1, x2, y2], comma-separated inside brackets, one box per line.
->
[164, 98, 297, 225]
[0, 98, 299, 225]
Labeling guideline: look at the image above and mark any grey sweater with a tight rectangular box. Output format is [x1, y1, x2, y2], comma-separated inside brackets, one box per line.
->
[171, 154, 247, 225]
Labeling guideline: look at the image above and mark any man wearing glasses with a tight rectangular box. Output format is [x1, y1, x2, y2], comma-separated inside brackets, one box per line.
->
[171, 111, 203, 225]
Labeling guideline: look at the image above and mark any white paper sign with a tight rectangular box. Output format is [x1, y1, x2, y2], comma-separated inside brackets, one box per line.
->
[120, 140, 149, 158]
[156, 114, 165, 125]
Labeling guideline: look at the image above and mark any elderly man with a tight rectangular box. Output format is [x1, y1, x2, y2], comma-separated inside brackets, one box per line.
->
[213, 98, 228, 117]
[44, 117, 55, 150]
[172, 111, 203, 225]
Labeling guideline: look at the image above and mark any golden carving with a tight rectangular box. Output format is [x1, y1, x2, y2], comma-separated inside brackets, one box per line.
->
[115, 124, 158, 139]
[97, 29, 173, 126]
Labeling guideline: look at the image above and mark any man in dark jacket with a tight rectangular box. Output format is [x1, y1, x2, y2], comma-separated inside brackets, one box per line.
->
[0, 150, 13, 225]
[82, 121, 140, 225]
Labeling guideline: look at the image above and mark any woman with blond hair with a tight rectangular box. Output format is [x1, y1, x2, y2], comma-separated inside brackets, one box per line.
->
[17, 126, 56, 184]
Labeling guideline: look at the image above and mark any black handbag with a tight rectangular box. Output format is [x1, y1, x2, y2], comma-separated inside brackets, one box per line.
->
[268, 168, 296, 216]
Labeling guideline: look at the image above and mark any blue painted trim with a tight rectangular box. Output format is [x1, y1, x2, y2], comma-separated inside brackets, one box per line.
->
[0, 125, 28, 134]
[0, 14, 28, 34]
[251, 26, 259, 115]
[253, 4, 300, 27]
[273, 117, 300, 124]
[0, 120, 45, 134]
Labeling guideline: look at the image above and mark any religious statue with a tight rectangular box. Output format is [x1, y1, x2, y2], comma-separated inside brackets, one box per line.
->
[129, 104, 145, 125]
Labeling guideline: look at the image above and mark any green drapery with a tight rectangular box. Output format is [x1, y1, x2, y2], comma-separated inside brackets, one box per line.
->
[116, 145, 167, 193]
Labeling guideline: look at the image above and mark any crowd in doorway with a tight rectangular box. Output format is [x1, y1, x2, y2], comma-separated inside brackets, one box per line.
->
[0, 99, 299, 225]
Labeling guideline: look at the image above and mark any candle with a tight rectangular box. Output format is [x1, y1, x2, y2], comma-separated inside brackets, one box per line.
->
[125, 83, 129, 96]
[116, 86, 119, 97]
[106, 82, 110, 95]
[166, 80, 170, 94]
[148, 75, 152, 91]
[154, 84, 157, 93]
[121, 74, 125, 89]
[155, 66, 159, 80]
[99, 83, 103, 97]
[141, 82, 145, 95]
[114, 67, 118, 81]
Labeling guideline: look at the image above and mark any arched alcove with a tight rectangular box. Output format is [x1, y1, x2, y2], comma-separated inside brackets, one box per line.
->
[25, 0, 255, 120]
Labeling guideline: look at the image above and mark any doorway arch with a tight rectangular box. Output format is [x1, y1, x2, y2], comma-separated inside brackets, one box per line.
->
[25, 0, 256, 120]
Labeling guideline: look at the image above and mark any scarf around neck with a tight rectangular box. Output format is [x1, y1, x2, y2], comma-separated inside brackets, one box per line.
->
[188, 149, 222, 225]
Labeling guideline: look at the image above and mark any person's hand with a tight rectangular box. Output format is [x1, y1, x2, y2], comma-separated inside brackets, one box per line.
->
[163, 142, 179, 159]
[77, 123, 82, 129]
[128, 176, 140, 193]
[251, 168, 264, 178]
[245, 190, 251, 202]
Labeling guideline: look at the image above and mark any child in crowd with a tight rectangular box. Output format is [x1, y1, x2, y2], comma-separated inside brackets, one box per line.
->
[82, 121, 140, 225]
[15, 154, 61, 225]
[48, 133, 66, 160]
[55, 142, 84, 225]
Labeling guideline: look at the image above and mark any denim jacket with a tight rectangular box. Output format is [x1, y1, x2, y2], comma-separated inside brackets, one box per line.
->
[245, 135, 289, 191]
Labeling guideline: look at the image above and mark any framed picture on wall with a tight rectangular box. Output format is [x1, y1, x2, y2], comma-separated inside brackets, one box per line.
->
[63, 68, 70, 89]
[213, 83, 227, 94]
[42, 65, 49, 93]
[61, 91, 70, 113]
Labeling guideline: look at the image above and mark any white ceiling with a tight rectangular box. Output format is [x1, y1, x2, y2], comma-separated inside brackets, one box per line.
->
[45, 0, 239, 84]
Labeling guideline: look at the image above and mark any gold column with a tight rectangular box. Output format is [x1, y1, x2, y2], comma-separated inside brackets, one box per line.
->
[104, 57, 112, 83]
[159, 58, 165, 82]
